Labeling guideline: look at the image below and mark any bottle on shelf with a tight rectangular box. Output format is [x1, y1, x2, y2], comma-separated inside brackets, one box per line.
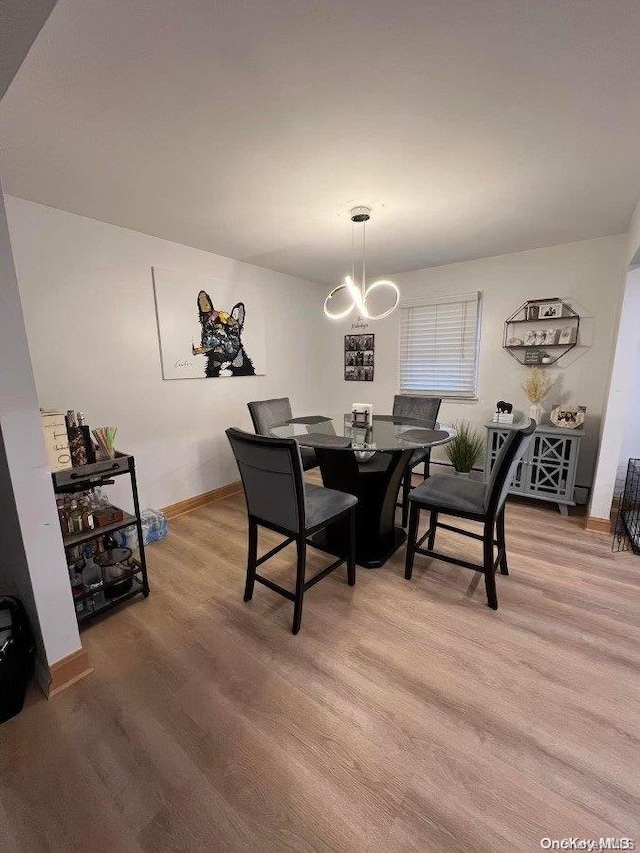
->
[63, 494, 72, 530]
[68, 499, 83, 535]
[91, 487, 109, 510]
[66, 410, 88, 467]
[56, 496, 66, 530]
[69, 563, 86, 614]
[81, 542, 103, 591]
[79, 495, 94, 531]
[77, 412, 96, 464]
[102, 533, 118, 551]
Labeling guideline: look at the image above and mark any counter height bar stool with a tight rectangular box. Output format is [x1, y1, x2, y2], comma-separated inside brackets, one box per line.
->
[404, 419, 536, 610]
[226, 428, 358, 634]
[393, 395, 442, 528]
[248, 398, 318, 472]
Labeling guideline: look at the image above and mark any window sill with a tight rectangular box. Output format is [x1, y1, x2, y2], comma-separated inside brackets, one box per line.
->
[400, 393, 479, 403]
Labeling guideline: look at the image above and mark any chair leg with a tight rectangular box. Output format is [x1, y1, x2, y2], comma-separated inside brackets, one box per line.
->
[243, 518, 258, 602]
[292, 536, 307, 634]
[496, 508, 509, 575]
[405, 503, 420, 580]
[483, 521, 498, 610]
[401, 469, 411, 528]
[423, 457, 430, 480]
[427, 510, 438, 550]
[347, 508, 356, 586]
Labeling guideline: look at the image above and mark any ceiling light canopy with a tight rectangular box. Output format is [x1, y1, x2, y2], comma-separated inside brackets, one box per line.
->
[324, 207, 400, 321]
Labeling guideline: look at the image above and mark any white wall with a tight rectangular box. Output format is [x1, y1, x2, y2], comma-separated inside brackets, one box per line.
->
[6, 196, 328, 510]
[4, 194, 630, 519]
[0, 187, 81, 671]
[621, 198, 640, 473]
[590, 268, 640, 517]
[326, 236, 628, 489]
[627, 196, 640, 266]
[618, 324, 640, 489]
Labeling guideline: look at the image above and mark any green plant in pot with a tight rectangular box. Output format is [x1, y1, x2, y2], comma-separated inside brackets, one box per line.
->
[445, 420, 484, 475]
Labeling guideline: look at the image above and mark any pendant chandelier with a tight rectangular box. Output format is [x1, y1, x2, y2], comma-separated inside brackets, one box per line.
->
[324, 206, 400, 321]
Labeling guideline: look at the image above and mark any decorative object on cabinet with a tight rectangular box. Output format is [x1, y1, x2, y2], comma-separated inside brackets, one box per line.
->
[522, 366, 552, 424]
[484, 423, 584, 516]
[344, 333, 374, 381]
[493, 401, 514, 423]
[152, 267, 267, 380]
[612, 459, 640, 554]
[503, 298, 580, 366]
[52, 453, 150, 624]
[549, 405, 586, 430]
[444, 420, 484, 474]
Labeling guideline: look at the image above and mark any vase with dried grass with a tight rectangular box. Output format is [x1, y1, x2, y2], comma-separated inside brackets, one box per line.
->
[522, 367, 551, 424]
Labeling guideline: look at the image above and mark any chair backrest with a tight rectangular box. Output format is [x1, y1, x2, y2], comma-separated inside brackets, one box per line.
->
[226, 427, 305, 533]
[393, 394, 442, 428]
[485, 418, 536, 516]
[247, 398, 293, 436]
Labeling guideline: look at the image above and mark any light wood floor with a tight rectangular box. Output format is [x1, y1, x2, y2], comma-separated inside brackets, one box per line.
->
[1, 486, 639, 852]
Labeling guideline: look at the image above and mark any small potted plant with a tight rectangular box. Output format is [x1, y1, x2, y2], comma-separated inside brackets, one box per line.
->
[522, 366, 552, 423]
[445, 420, 484, 476]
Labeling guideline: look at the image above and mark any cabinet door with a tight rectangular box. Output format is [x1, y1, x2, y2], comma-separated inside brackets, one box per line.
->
[484, 429, 528, 493]
[527, 433, 577, 501]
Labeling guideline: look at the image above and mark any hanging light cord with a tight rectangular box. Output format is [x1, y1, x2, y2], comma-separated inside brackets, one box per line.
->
[352, 219, 355, 285]
[361, 218, 366, 297]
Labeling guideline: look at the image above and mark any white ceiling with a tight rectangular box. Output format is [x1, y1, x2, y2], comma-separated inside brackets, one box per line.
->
[1, 0, 639, 284]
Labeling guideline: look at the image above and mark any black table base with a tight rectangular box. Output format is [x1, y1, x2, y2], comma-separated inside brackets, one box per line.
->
[313, 447, 413, 569]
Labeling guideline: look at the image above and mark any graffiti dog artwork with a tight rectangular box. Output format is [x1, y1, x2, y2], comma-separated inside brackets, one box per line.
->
[153, 267, 266, 380]
[192, 290, 255, 377]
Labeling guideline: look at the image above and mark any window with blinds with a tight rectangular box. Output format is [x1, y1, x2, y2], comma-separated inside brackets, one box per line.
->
[398, 292, 481, 398]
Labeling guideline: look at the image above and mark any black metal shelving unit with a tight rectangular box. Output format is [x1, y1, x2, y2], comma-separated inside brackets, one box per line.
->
[52, 452, 150, 624]
[613, 458, 640, 554]
[503, 297, 580, 366]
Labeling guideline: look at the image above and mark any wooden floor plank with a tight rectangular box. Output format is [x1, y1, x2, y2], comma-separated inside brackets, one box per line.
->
[1, 484, 639, 851]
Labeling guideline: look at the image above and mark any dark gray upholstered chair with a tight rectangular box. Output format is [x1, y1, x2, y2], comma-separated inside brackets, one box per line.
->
[405, 418, 536, 610]
[226, 428, 357, 634]
[393, 395, 442, 527]
[247, 398, 318, 472]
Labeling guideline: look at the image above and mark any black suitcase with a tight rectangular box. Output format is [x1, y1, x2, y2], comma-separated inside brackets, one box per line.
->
[0, 596, 36, 724]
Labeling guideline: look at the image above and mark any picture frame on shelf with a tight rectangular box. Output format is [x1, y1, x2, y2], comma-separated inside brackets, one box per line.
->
[538, 301, 563, 319]
[558, 326, 576, 345]
[524, 349, 547, 365]
[526, 304, 539, 321]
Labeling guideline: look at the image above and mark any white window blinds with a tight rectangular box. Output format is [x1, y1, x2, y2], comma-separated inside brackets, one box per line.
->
[399, 292, 481, 398]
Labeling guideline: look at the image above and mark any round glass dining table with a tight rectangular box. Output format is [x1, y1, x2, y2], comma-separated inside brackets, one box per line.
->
[270, 415, 455, 568]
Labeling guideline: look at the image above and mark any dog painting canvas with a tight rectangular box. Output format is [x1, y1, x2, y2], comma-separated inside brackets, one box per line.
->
[152, 267, 266, 379]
